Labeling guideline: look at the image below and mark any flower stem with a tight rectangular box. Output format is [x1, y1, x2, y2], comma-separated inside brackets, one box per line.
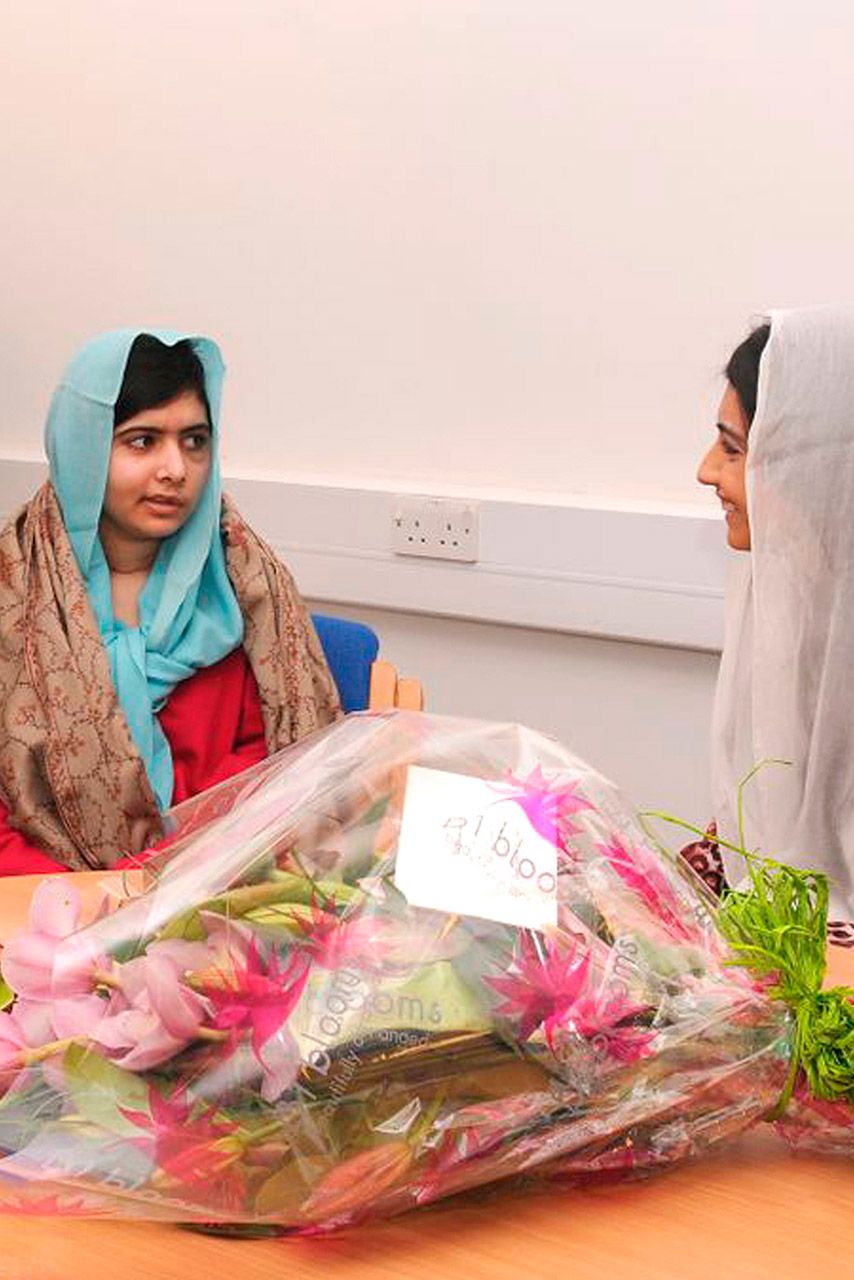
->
[92, 969, 122, 990]
[21, 1037, 82, 1067]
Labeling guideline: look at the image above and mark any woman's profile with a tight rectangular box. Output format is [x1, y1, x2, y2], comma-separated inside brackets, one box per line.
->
[692, 304, 854, 937]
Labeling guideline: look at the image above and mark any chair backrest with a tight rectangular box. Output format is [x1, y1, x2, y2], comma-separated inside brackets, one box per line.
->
[311, 612, 379, 712]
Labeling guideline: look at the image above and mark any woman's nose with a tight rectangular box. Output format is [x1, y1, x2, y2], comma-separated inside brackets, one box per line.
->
[697, 443, 719, 488]
[156, 439, 186, 482]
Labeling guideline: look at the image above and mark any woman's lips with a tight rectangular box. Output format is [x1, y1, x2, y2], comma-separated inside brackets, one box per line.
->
[142, 496, 184, 514]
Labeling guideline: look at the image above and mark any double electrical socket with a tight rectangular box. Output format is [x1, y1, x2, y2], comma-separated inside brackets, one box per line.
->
[391, 495, 479, 563]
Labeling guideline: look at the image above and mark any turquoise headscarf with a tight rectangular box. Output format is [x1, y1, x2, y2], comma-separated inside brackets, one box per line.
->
[44, 328, 245, 811]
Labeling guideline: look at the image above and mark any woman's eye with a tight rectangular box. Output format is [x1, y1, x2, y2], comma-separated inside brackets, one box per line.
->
[186, 431, 211, 451]
[127, 433, 154, 450]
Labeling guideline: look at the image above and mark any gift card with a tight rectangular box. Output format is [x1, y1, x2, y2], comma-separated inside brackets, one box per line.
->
[395, 765, 558, 930]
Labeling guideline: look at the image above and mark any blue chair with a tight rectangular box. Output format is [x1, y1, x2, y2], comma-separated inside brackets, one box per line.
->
[311, 612, 380, 712]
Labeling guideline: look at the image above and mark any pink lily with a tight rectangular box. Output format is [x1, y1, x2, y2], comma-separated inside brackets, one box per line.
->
[1, 880, 113, 1001]
[0, 999, 66, 1097]
[48, 943, 217, 1073]
[88, 948, 216, 1072]
[117, 941, 214, 1038]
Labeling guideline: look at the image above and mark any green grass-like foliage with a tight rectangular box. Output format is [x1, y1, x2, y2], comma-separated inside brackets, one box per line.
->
[716, 858, 854, 1107]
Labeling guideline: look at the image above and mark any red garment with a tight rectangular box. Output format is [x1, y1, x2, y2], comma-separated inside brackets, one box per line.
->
[0, 648, 267, 875]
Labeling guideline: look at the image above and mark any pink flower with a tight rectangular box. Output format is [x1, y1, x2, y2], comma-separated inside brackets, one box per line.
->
[293, 897, 393, 973]
[192, 941, 309, 1102]
[487, 932, 654, 1064]
[597, 837, 696, 942]
[200, 940, 309, 1063]
[487, 933, 591, 1041]
[122, 1086, 245, 1206]
[118, 941, 213, 1039]
[489, 767, 592, 845]
[1, 880, 111, 1001]
[86, 944, 215, 1072]
[0, 1000, 56, 1096]
[45, 940, 217, 1074]
[560, 985, 655, 1064]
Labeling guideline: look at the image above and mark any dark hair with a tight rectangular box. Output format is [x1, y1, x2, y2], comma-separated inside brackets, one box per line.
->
[113, 335, 209, 427]
[725, 323, 771, 426]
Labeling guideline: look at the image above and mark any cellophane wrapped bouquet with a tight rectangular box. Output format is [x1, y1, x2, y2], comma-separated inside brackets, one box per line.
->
[0, 712, 850, 1231]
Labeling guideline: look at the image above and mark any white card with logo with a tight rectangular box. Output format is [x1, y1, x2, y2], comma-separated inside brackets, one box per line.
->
[394, 765, 558, 930]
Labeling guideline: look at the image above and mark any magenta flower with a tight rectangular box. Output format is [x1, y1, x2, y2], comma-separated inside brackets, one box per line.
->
[559, 985, 655, 1064]
[293, 897, 394, 973]
[489, 766, 592, 844]
[487, 932, 653, 1063]
[193, 1025, 302, 1103]
[597, 837, 696, 942]
[201, 940, 309, 1062]
[1, 880, 111, 1001]
[122, 1086, 245, 1205]
[487, 932, 591, 1041]
[192, 941, 309, 1102]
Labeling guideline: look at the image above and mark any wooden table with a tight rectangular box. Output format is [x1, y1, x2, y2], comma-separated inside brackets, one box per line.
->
[0, 879, 851, 1280]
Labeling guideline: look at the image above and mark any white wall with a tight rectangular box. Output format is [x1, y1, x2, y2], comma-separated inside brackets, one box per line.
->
[4, 1, 854, 500]
[312, 601, 719, 826]
[3, 1, 847, 819]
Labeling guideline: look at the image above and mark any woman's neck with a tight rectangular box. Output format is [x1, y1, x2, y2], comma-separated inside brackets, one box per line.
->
[100, 521, 159, 627]
[100, 519, 159, 577]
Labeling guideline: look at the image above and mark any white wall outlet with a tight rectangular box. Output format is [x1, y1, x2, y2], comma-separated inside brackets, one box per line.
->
[391, 495, 479, 562]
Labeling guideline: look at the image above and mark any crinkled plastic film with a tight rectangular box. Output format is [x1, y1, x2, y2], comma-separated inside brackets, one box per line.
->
[0, 712, 828, 1230]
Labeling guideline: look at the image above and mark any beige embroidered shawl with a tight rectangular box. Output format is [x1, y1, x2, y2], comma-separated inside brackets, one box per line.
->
[0, 483, 341, 869]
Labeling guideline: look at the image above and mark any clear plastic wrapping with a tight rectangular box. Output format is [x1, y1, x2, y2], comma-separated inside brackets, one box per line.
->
[0, 713, 824, 1229]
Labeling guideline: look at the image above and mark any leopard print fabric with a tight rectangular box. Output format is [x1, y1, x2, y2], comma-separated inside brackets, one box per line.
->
[679, 821, 854, 948]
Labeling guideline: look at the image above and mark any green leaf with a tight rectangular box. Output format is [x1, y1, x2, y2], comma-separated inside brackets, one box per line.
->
[0, 976, 14, 1011]
[62, 1043, 149, 1137]
[243, 902, 325, 932]
[157, 877, 359, 941]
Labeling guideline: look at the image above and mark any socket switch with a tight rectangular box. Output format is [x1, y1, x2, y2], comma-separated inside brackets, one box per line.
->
[391, 495, 479, 563]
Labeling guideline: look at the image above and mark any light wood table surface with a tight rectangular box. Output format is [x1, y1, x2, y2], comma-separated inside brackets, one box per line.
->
[0, 877, 851, 1280]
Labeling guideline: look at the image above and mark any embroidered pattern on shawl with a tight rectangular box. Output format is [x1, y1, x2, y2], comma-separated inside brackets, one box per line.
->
[0, 484, 340, 869]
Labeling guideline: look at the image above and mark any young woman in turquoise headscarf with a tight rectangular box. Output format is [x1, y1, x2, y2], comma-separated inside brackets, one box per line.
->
[0, 329, 340, 872]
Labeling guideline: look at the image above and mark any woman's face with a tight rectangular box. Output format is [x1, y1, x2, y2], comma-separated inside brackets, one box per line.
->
[101, 390, 212, 552]
[697, 383, 750, 551]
